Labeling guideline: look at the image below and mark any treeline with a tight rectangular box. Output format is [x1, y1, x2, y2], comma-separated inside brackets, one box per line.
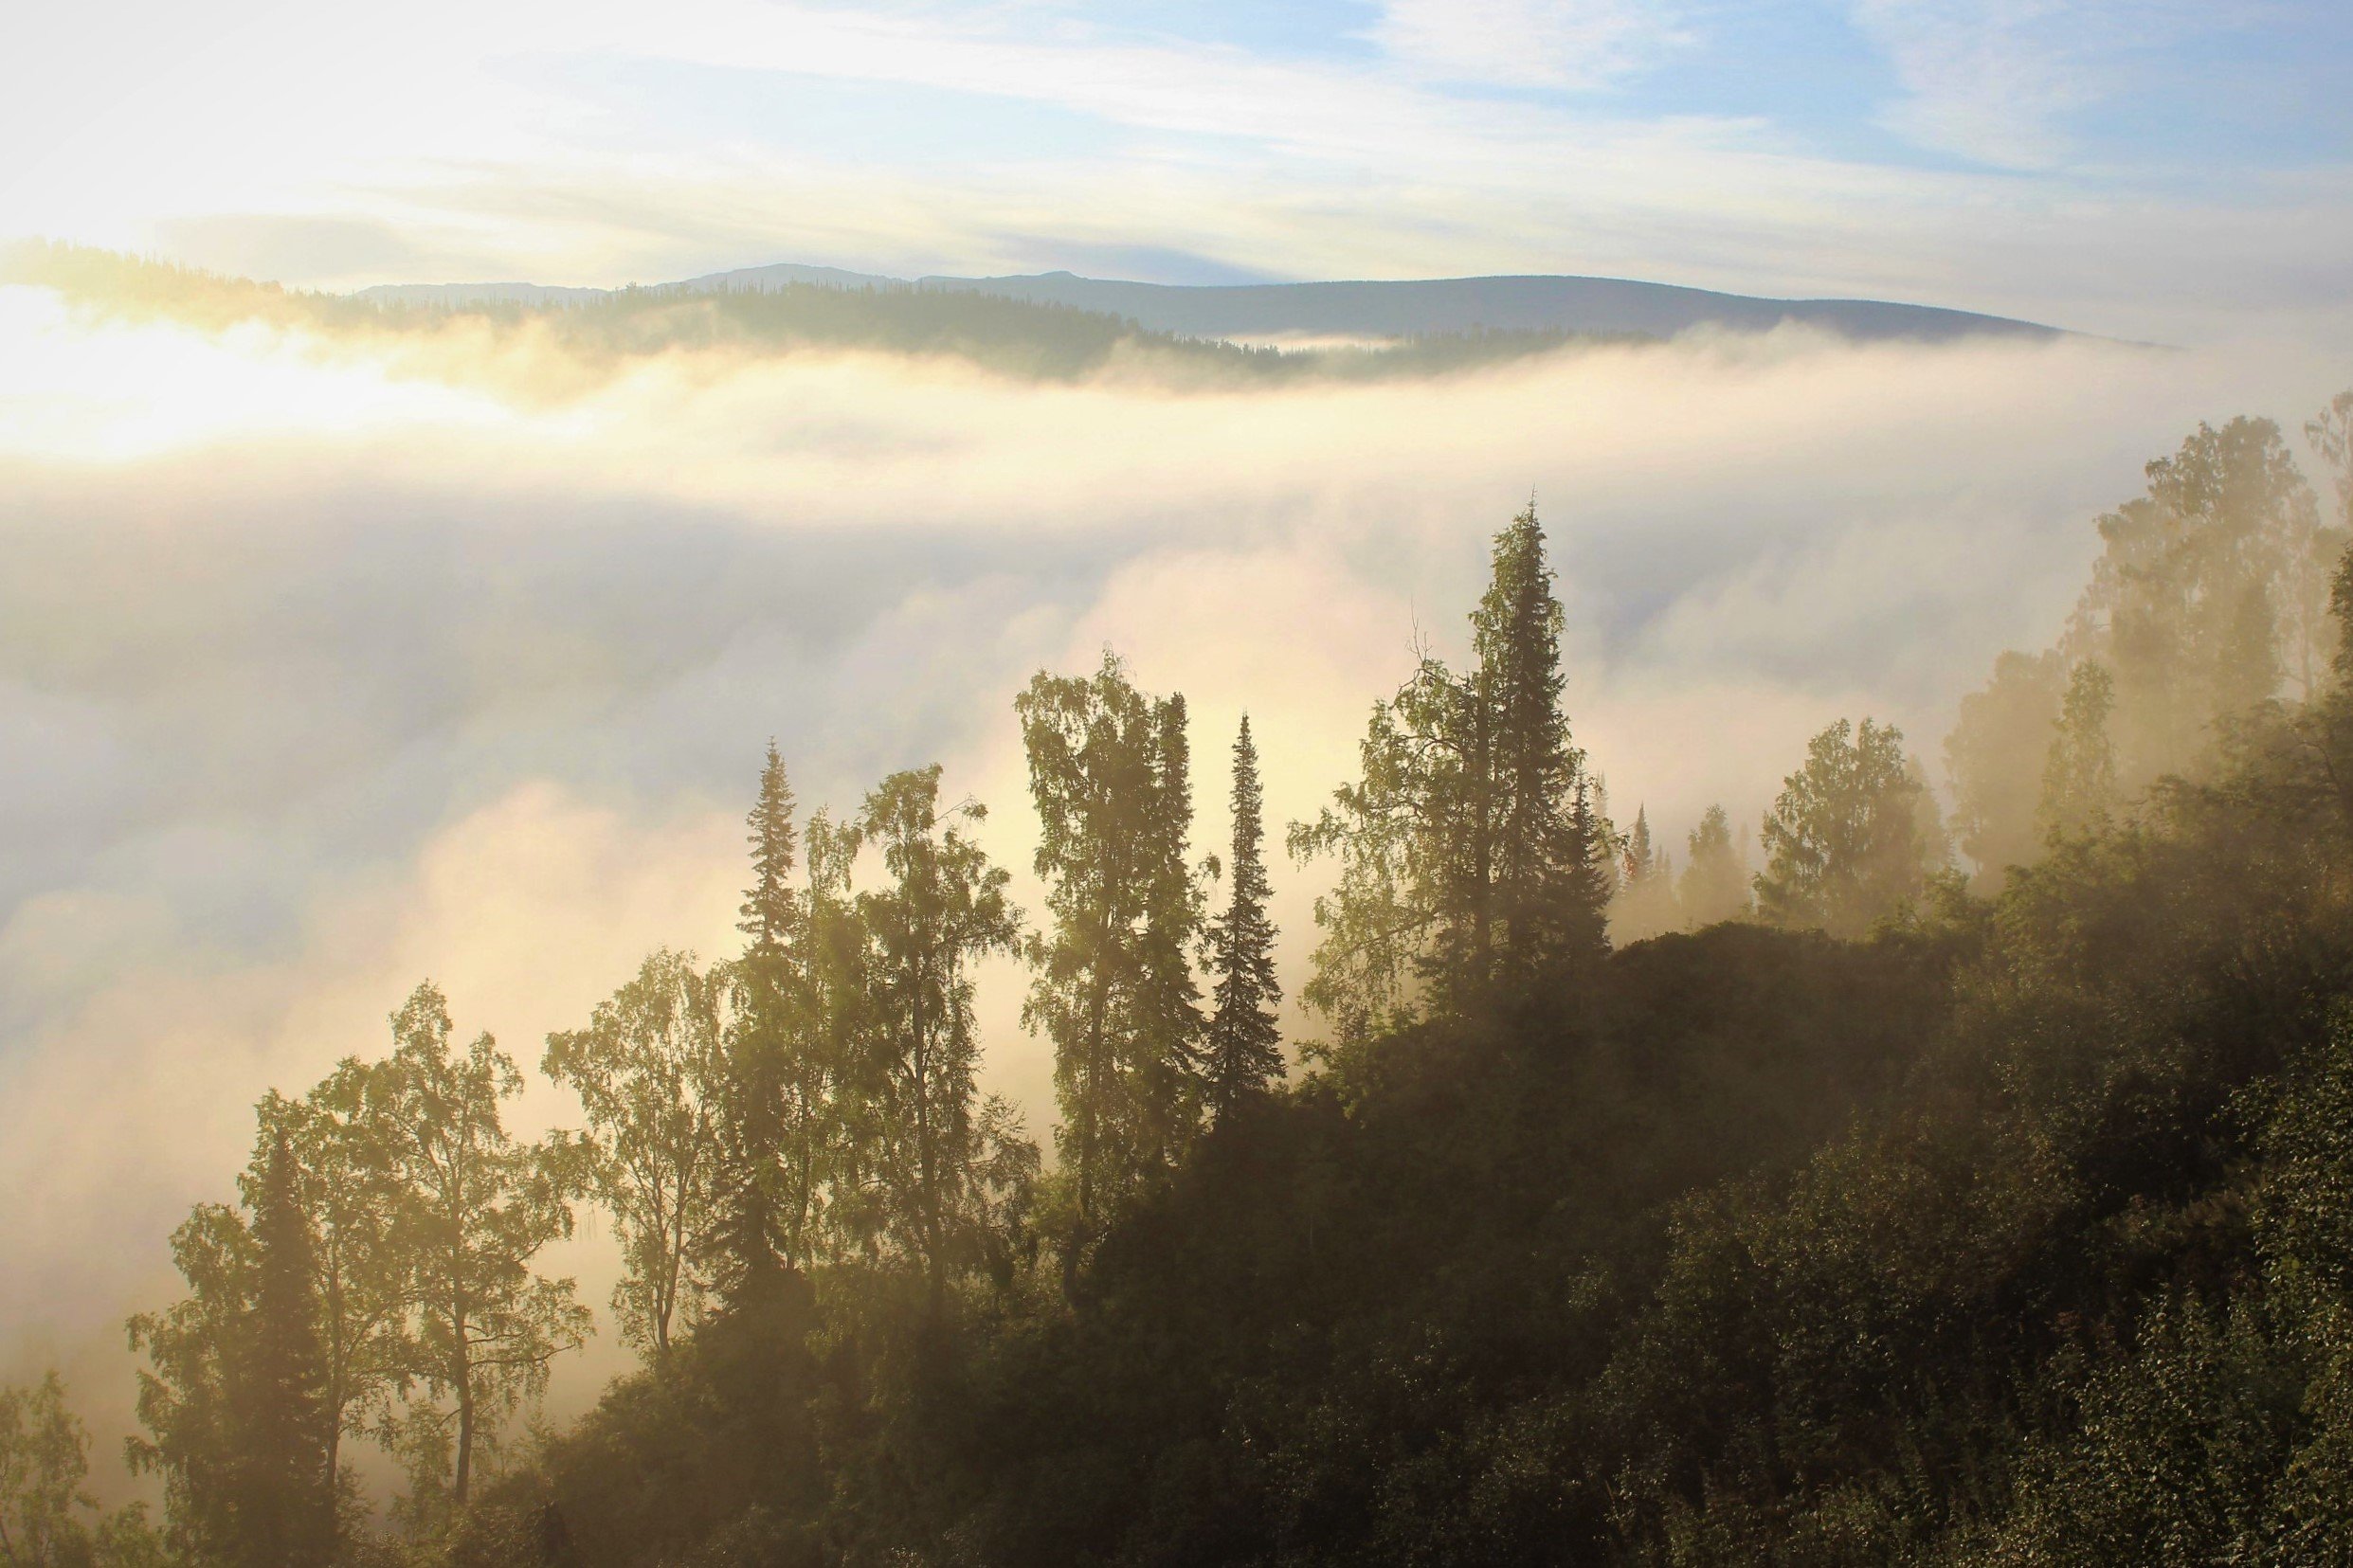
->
[8, 388, 2353, 1566]
[1, 243, 1623, 387]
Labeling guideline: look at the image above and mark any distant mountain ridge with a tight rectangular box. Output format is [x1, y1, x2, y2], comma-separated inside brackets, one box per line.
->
[356, 264, 2069, 345]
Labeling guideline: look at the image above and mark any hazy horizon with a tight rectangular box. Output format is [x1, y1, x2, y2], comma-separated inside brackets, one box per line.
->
[5, 2, 2351, 1545]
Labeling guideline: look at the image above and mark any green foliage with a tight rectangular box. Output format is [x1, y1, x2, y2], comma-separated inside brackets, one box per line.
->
[129, 1120, 343, 1567]
[545, 950, 736, 1358]
[1676, 805, 1750, 928]
[1018, 652, 1205, 1266]
[1292, 504, 1611, 1044]
[1945, 648, 2066, 892]
[373, 984, 589, 1513]
[2071, 416, 2334, 771]
[1756, 717, 1941, 936]
[2037, 658, 2118, 841]
[842, 766, 1030, 1311]
[236, 1130, 335, 1568]
[712, 743, 824, 1303]
[1203, 716, 1284, 1120]
[0, 1372, 96, 1568]
[3, 243, 1628, 392]
[91, 395, 2353, 1567]
[268, 1069, 411, 1500]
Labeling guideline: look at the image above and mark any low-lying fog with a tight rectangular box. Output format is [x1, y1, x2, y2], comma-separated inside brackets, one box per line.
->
[3, 280, 2343, 1484]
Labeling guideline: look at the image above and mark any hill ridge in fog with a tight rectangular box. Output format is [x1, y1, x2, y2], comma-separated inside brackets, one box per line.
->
[357, 263, 2072, 344]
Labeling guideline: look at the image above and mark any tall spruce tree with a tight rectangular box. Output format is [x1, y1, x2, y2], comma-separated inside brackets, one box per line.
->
[1204, 715, 1283, 1120]
[1475, 503, 1610, 982]
[706, 744, 808, 1308]
[233, 1127, 333, 1568]
[1677, 804, 1751, 928]
[132, 1114, 337, 1568]
[1017, 651, 1204, 1279]
[1294, 503, 1610, 1039]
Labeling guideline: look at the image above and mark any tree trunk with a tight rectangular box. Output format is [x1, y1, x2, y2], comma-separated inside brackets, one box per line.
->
[452, 1324, 475, 1507]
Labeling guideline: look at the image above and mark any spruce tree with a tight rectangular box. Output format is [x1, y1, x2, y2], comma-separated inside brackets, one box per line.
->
[1018, 652, 1204, 1280]
[708, 744, 811, 1309]
[739, 742, 800, 957]
[1294, 501, 1610, 1036]
[234, 1127, 333, 1568]
[1677, 805, 1751, 928]
[1474, 503, 1607, 982]
[1204, 716, 1282, 1120]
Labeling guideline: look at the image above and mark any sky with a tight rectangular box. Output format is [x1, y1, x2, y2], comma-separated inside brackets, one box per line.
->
[6, 0, 2352, 343]
[3, 0, 2351, 1503]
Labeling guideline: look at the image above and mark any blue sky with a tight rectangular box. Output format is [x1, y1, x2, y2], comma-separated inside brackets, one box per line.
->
[6, 1, 2352, 342]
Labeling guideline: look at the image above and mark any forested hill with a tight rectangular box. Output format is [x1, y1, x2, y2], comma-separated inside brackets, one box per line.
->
[13, 391, 2353, 1568]
[9, 244, 1619, 384]
[903, 270, 2068, 344]
[359, 261, 2069, 346]
[14, 245, 2071, 392]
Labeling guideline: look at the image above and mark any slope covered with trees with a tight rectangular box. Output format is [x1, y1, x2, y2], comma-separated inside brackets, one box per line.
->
[2, 244, 1631, 390]
[12, 391, 2353, 1567]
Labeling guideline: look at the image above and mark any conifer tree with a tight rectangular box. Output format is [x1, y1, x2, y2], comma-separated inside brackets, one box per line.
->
[709, 746, 802, 1307]
[1475, 503, 1609, 982]
[1677, 804, 1751, 928]
[709, 745, 837, 1308]
[1018, 651, 1204, 1277]
[1294, 502, 1609, 1038]
[741, 742, 800, 956]
[232, 1127, 333, 1568]
[133, 1114, 339, 1568]
[1204, 716, 1282, 1120]
[1610, 804, 1682, 942]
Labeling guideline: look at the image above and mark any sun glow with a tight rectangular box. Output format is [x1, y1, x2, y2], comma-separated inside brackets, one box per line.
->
[0, 285, 518, 463]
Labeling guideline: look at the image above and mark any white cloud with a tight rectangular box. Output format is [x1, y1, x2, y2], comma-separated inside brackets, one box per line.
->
[1851, 0, 2212, 169]
[1369, 0, 1690, 90]
[3, 0, 2344, 345]
[2, 286, 2344, 1493]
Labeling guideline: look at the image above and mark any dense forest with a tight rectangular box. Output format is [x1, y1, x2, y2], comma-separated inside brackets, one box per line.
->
[1, 244, 1626, 387]
[9, 387, 2353, 1568]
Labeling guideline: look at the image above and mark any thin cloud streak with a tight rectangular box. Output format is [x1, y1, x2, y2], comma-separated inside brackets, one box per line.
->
[3, 2, 2346, 344]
